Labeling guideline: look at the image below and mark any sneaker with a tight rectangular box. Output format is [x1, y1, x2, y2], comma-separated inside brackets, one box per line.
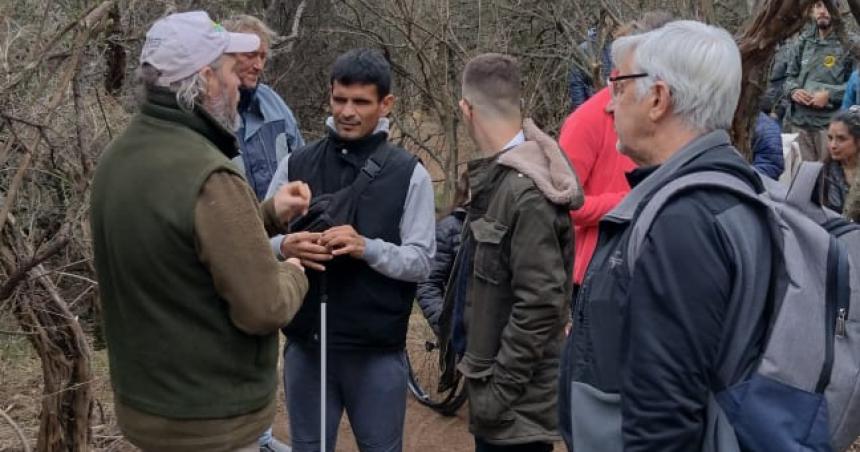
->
[260, 438, 292, 452]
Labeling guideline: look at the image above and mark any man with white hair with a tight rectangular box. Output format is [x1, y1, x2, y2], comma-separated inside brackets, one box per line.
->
[90, 11, 310, 451]
[560, 20, 773, 451]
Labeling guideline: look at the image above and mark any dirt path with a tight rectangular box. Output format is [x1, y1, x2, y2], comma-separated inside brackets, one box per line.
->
[269, 309, 564, 451]
[273, 396, 477, 452]
[274, 396, 566, 451]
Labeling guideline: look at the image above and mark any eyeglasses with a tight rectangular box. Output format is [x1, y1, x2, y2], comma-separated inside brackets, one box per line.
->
[609, 72, 649, 97]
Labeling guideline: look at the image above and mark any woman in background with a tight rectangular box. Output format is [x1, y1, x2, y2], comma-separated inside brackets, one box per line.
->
[824, 107, 860, 220]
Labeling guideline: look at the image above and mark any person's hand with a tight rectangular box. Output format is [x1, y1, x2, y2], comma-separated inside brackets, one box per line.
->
[273, 181, 311, 223]
[564, 321, 573, 337]
[280, 232, 332, 271]
[320, 225, 366, 259]
[285, 257, 305, 272]
[810, 90, 830, 109]
[791, 89, 813, 105]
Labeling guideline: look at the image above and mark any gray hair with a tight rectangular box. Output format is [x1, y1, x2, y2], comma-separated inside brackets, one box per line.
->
[137, 56, 226, 112]
[611, 20, 742, 132]
[223, 15, 276, 47]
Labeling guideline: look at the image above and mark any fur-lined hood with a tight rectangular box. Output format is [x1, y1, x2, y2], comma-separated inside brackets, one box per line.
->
[497, 119, 584, 209]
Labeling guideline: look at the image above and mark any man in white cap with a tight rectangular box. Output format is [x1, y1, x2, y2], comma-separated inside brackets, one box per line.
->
[90, 11, 311, 452]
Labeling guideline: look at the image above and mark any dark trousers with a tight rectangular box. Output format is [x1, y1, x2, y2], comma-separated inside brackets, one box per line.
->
[558, 290, 577, 451]
[284, 342, 408, 452]
[474, 437, 553, 452]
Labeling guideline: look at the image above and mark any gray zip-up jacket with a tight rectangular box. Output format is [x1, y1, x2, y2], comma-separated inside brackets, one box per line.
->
[562, 130, 773, 451]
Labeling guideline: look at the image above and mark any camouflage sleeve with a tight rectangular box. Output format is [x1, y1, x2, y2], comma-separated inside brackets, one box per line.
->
[844, 169, 860, 222]
[783, 39, 803, 97]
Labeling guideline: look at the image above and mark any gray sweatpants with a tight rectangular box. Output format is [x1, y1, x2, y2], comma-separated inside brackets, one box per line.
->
[283, 342, 408, 452]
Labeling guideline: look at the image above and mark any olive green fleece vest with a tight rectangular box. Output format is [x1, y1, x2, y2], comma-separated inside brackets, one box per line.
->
[90, 92, 277, 419]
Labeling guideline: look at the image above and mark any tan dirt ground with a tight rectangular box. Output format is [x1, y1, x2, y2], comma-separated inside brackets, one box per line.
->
[0, 309, 855, 451]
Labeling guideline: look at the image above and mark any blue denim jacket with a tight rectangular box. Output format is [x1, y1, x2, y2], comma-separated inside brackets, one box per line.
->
[233, 83, 305, 200]
[841, 69, 859, 110]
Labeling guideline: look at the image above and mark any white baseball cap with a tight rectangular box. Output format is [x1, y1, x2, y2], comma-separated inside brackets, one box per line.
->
[140, 11, 260, 85]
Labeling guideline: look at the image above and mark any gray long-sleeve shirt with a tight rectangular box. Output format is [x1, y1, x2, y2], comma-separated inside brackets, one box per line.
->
[265, 147, 436, 283]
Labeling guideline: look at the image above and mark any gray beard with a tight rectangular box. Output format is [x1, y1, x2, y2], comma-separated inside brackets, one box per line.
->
[205, 92, 241, 132]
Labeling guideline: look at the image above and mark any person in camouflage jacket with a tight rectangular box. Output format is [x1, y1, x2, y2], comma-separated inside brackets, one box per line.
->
[784, 2, 853, 161]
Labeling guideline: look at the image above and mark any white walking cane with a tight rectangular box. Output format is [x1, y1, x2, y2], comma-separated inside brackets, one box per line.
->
[320, 276, 328, 452]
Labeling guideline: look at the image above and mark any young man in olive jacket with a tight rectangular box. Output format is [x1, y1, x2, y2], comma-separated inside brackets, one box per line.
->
[455, 53, 583, 452]
[90, 11, 310, 452]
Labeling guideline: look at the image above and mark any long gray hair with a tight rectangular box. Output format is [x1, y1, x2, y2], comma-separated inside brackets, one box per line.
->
[137, 56, 226, 112]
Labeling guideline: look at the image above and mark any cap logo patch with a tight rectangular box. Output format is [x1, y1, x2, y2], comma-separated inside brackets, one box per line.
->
[142, 37, 162, 51]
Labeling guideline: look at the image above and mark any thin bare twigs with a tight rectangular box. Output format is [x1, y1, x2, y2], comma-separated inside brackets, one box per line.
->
[273, 0, 308, 54]
[0, 406, 31, 452]
[0, 224, 69, 302]
[2, 1, 101, 93]
[0, 0, 115, 237]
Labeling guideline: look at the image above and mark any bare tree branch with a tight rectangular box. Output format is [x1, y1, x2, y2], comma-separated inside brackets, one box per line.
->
[0, 406, 31, 452]
[0, 227, 69, 302]
[272, 0, 308, 54]
[0, 0, 115, 236]
[1, 1, 104, 93]
[731, 0, 817, 159]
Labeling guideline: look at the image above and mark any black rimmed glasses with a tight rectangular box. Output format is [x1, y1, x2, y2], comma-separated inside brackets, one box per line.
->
[609, 72, 649, 98]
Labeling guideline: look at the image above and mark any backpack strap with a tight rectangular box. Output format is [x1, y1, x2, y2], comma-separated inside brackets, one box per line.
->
[341, 143, 395, 222]
[352, 144, 393, 196]
[626, 171, 763, 275]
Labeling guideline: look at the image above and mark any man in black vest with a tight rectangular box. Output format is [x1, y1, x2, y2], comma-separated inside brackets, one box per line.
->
[266, 48, 436, 452]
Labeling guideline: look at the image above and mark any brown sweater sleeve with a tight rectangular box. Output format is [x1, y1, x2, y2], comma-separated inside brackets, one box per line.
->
[260, 197, 287, 237]
[195, 170, 308, 335]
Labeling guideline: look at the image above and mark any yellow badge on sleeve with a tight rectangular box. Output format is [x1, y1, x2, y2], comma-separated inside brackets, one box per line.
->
[824, 55, 837, 68]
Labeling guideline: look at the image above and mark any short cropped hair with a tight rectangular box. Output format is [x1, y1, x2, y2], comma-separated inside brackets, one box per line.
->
[461, 53, 521, 119]
[611, 20, 741, 132]
[223, 15, 276, 48]
[330, 48, 392, 99]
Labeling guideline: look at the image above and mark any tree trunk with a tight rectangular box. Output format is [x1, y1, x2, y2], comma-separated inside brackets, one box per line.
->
[700, 0, 716, 23]
[731, 0, 816, 160]
[747, 0, 759, 14]
[2, 224, 92, 452]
